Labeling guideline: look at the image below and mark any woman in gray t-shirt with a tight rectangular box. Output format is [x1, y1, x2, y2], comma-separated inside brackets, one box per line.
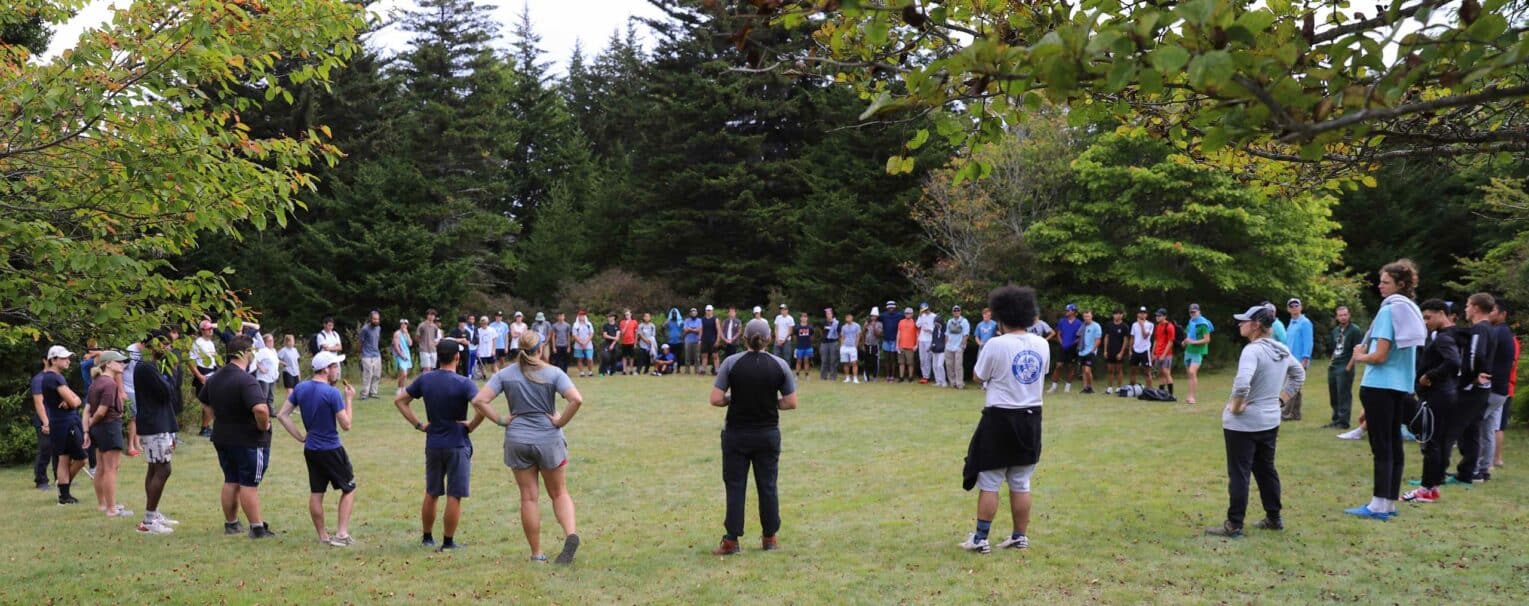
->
[473, 331, 585, 564]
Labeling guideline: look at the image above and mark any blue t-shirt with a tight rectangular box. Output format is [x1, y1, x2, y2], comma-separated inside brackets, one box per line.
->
[1360, 305, 1417, 393]
[880, 311, 903, 344]
[491, 321, 510, 349]
[405, 370, 480, 449]
[665, 320, 683, 344]
[683, 318, 703, 344]
[291, 379, 345, 451]
[1058, 317, 1083, 349]
[1078, 322, 1103, 356]
[79, 358, 95, 393]
[657, 352, 676, 363]
[840, 322, 860, 346]
[976, 320, 999, 344]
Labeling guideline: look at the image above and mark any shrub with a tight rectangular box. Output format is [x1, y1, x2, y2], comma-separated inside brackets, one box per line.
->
[554, 269, 686, 318]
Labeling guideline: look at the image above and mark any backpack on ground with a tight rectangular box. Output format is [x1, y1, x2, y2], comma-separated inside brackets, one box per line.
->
[1137, 387, 1175, 402]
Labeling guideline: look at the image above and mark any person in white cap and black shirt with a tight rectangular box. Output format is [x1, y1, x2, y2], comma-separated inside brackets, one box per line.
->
[1205, 304, 1304, 538]
[709, 318, 798, 555]
[33, 345, 86, 504]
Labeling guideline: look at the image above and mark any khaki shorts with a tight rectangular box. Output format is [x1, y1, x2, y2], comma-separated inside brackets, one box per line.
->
[899, 349, 917, 366]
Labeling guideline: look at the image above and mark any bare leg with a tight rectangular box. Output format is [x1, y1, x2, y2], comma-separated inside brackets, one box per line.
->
[977, 490, 999, 522]
[238, 487, 263, 525]
[308, 493, 328, 540]
[542, 465, 577, 537]
[1010, 491, 1033, 534]
[221, 483, 239, 522]
[337, 489, 356, 537]
[513, 467, 542, 556]
[444, 496, 462, 538]
[144, 462, 170, 512]
[421, 493, 437, 535]
[1187, 363, 1201, 403]
[102, 450, 121, 511]
[1494, 430, 1505, 467]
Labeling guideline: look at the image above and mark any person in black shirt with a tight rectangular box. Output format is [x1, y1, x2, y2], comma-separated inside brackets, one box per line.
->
[134, 330, 183, 533]
[1475, 297, 1517, 480]
[601, 315, 620, 377]
[198, 336, 276, 539]
[1402, 300, 1462, 504]
[708, 319, 797, 555]
[447, 316, 473, 379]
[33, 346, 84, 503]
[1102, 310, 1130, 394]
[1453, 293, 1497, 483]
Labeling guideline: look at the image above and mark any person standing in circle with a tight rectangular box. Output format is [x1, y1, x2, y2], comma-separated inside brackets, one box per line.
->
[1182, 304, 1215, 405]
[275, 351, 358, 547]
[709, 319, 798, 555]
[1205, 305, 1304, 538]
[394, 341, 485, 551]
[34, 346, 86, 504]
[473, 331, 585, 564]
[1346, 259, 1426, 521]
[960, 285, 1049, 554]
[86, 350, 133, 518]
[394, 318, 414, 389]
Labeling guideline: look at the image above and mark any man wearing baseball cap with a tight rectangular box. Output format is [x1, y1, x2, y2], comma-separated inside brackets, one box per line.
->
[396, 340, 486, 550]
[772, 304, 796, 361]
[192, 320, 221, 437]
[879, 302, 903, 383]
[945, 305, 971, 389]
[1281, 299, 1313, 421]
[33, 345, 85, 503]
[916, 302, 938, 384]
[199, 335, 277, 538]
[709, 318, 798, 555]
[276, 350, 358, 546]
[1182, 304, 1215, 405]
[1048, 305, 1083, 394]
[1151, 309, 1178, 395]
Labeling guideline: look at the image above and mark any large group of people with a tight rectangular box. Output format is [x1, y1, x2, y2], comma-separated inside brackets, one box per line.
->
[23, 262, 1521, 560]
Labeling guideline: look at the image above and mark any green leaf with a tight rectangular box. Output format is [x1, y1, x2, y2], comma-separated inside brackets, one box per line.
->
[1150, 45, 1190, 73]
[1106, 60, 1137, 92]
[1201, 126, 1229, 151]
[1187, 50, 1234, 89]
[907, 128, 930, 150]
[1467, 14, 1508, 42]
[1235, 10, 1276, 34]
[1175, 0, 1215, 25]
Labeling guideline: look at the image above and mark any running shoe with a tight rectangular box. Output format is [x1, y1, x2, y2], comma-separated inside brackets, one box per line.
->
[328, 534, 355, 547]
[710, 536, 740, 556]
[136, 520, 174, 535]
[57, 495, 79, 506]
[761, 536, 779, 551]
[107, 505, 134, 518]
[996, 534, 1029, 550]
[958, 533, 991, 554]
[555, 533, 580, 564]
[1402, 488, 1439, 503]
[224, 521, 245, 535]
[1252, 518, 1284, 530]
[150, 512, 181, 526]
[1204, 522, 1244, 538]
[1337, 428, 1365, 440]
[1343, 505, 1392, 521]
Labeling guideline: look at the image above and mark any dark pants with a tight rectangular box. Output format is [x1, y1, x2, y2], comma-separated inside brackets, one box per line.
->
[1453, 390, 1491, 482]
[1420, 391, 1465, 488]
[865, 345, 880, 378]
[721, 428, 781, 540]
[1224, 427, 1281, 526]
[1328, 363, 1355, 426]
[33, 418, 53, 485]
[552, 346, 570, 372]
[1360, 387, 1407, 500]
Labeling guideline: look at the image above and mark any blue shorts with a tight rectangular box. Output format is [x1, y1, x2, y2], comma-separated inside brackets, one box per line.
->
[425, 446, 472, 498]
[795, 347, 814, 359]
[1183, 352, 1205, 366]
[216, 444, 267, 487]
[882, 340, 896, 352]
[573, 347, 594, 360]
[48, 415, 88, 461]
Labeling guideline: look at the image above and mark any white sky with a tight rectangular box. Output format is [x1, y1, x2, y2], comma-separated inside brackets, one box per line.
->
[44, 0, 669, 73]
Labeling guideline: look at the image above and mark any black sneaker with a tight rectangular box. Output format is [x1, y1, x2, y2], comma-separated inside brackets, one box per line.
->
[437, 542, 465, 553]
[1082, 387, 1095, 394]
[554, 533, 580, 564]
[57, 495, 79, 506]
[1253, 517, 1284, 531]
[198, 427, 212, 438]
[36, 482, 51, 491]
[249, 523, 277, 539]
[224, 521, 245, 535]
[1204, 521, 1243, 538]
[422, 537, 437, 548]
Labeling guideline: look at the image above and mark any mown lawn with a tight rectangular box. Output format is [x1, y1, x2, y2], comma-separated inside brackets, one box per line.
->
[3, 362, 1526, 604]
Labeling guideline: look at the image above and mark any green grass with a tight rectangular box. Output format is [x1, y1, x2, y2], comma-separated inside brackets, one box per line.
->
[3, 362, 1527, 604]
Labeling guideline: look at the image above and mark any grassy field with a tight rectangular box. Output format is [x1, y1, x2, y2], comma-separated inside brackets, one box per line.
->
[3, 361, 1527, 604]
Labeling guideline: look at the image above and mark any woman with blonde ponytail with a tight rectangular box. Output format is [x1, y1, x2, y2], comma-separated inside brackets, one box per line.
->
[472, 330, 585, 564]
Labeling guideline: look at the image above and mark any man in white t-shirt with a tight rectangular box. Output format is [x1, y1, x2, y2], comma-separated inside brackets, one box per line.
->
[916, 303, 936, 383]
[1129, 306, 1155, 389]
[773, 304, 796, 361]
[960, 285, 1049, 554]
[191, 320, 221, 437]
[317, 316, 343, 380]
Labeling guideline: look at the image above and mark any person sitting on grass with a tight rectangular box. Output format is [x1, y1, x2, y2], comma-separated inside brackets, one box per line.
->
[473, 331, 585, 564]
[960, 285, 1049, 554]
[653, 344, 676, 376]
[1205, 305, 1304, 538]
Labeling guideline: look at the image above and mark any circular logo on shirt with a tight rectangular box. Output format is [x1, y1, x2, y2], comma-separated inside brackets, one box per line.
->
[1011, 350, 1044, 385]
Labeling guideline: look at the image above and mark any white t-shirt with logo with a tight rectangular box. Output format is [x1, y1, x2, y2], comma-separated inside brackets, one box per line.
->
[974, 332, 1050, 409]
[774, 314, 795, 342]
[916, 312, 936, 343]
[192, 336, 219, 368]
[1131, 321, 1154, 353]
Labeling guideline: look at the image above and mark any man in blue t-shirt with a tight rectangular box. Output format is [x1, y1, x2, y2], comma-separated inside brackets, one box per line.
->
[394, 340, 485, 551]
[683, 309, 704, 375]
[652, 344, 677, 375]
[879, 301, 904, 383]
[1049, 304, 1084, 393]
[1077, 310, 1103, 394]
[33, 346, 85, 502]
[277, 350, 357, 547]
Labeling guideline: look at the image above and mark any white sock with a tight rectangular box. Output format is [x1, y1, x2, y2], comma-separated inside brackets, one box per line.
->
[1385, 499, 1398, 513]
[1368, 497, 1386, 511]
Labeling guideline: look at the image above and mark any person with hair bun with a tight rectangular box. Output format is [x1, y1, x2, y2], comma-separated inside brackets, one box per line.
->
[1346, 259, 1426, 521]
[473, 330, 585, 564]
[1205, 305, 1305, 538]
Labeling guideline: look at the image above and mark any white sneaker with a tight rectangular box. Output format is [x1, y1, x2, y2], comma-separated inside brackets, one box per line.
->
[150, 512, 180, 526]
[136, 520, 174, 535]
[1105, 387, 1114, 395]
[843, 377, 851, 383]
[84, 467, 97, 479]
[852, 378, 860, 384]
[1064, 383, 1072, 393]
[1047, 383, 1057, 394]
[107, 505, 134, 518]
[1337, 428, 1366, 440]
[996, 534, 1029, 550]
[959, 533, 991, 554]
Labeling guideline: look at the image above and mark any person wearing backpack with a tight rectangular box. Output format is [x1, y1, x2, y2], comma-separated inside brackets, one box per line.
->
[929, 311, 947, 387]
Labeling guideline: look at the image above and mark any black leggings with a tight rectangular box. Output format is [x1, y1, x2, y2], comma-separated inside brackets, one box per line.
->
[1360, 387, 1407, 500]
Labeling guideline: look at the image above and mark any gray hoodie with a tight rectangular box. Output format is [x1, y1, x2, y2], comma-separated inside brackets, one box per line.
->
[1223, 337, 1306, 432]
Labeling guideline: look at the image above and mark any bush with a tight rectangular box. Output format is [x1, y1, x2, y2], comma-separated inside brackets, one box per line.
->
[554, 269, 686, 318]
[0, 395, 39, 465]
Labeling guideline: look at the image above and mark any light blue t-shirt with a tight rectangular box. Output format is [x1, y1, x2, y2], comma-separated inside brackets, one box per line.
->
[683, 318, 702, 344]
[840, 322, 860, 346]
[1359, 305, 1417, 393]
[1079, 322, 1103, 356]
[976, 320, 999, 344]
[491, 320, 510, 350]
[946, 317, 970, 350]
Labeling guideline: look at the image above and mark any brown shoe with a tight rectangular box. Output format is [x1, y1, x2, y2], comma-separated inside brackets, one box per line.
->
[1252, 517, 1284, 531]
[1204, 521, 1243, 538]
[761, 536, 779, 551]
[711, 537, 740, 556]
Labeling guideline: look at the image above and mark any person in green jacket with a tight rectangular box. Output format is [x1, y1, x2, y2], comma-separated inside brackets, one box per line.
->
[1325, 306, 1364, 429]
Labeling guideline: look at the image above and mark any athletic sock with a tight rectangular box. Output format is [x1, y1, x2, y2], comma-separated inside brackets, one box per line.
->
[973, 519, 992, 542]
[1011, 531, 1026, 540]
[442, 536, 455, 547]
[1367, 497, 1386, 512]
[422, 533, 434, 543]
[58, 483, 70, 498]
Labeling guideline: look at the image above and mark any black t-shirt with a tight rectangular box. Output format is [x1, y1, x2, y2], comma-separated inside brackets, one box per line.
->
[602, 323, 619, 346]
[30, 370, 72, 422]
[1103, 321, 1130, 354]
[795, 325, 813, 349]
[199, 365, 270, 448]
[714, 351, 796, 430]
[448, 326, 471, 343]
[133, 360, 179, 435]
[1454, 322, 1496, 393]
[1490, 323, 1515, 396]
[701, 316, 718, 342]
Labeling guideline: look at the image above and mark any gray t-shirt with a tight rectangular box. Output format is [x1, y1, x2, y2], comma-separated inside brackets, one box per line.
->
[360, 324, 381, 358]
[485, 363, 575, 444]
[552, 321, 571, 347]
[840, 322, 861, 347]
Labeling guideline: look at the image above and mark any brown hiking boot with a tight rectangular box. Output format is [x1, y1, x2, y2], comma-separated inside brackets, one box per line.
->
[711, 537, 740, 556]
[1204, 521, 1243, 538]
[1253, 518, 1284, 531]
[761, 536, 779, 551]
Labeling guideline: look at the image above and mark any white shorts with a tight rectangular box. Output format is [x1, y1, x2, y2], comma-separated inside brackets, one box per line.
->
[839, 345, 858, 362]
[142, 432, 176, 464]
[976, 464, 1036, 493]
[420, 351, 438, 368]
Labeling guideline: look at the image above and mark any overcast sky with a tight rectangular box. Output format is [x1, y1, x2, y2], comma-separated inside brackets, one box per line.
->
[44, 0, 669, 73]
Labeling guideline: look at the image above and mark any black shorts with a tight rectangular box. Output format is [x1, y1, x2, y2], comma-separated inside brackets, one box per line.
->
[701, 339, 716, 354]
[1060, 348, 1079, 365]
[479, 356, 495, 367]
[282, 374, 298, 389]
[304, 447, 356, 494]
[1130, 351, 1151, 367]
[216, 444, 267, 487]
[89, 420, 124, 452]
[193, 366, 217, 391]
[621, 343, 636, 357]
[496, 348, 508, 361]
[425, 446, 472, 498]
[1105, 347, 1125, 364]
[49, 416, 88, 461]
[1079, 353, 1096, 367]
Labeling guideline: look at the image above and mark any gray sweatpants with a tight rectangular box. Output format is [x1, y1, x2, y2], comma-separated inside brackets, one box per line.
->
[360, 356, 382, 398]
[820, 342, 840, 380]
[918, 341, 933, 379]
[944, 349, 964, 388]
[1477, 393, 1508, 475]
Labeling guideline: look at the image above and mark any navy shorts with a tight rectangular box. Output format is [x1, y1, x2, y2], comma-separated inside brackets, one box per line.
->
[89, 420, 125, 452]
[49, 416, 88, 461]
[425, 446, 472, 498]
[216, 445, 267, 487]
[304, 447, 356, 494]
[1079, 353, 1096, 367]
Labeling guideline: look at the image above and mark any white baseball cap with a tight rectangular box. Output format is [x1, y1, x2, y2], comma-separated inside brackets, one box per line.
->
[752, 306, 762, 314]
[705, 304, 714, 311]
[311, 351, 346, 371]
[46, 345, 73, 360]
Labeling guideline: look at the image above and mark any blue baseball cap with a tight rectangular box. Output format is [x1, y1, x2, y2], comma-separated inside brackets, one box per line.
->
[1189, 303, 1201, 312]
[1065, 304, 1078, 312]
